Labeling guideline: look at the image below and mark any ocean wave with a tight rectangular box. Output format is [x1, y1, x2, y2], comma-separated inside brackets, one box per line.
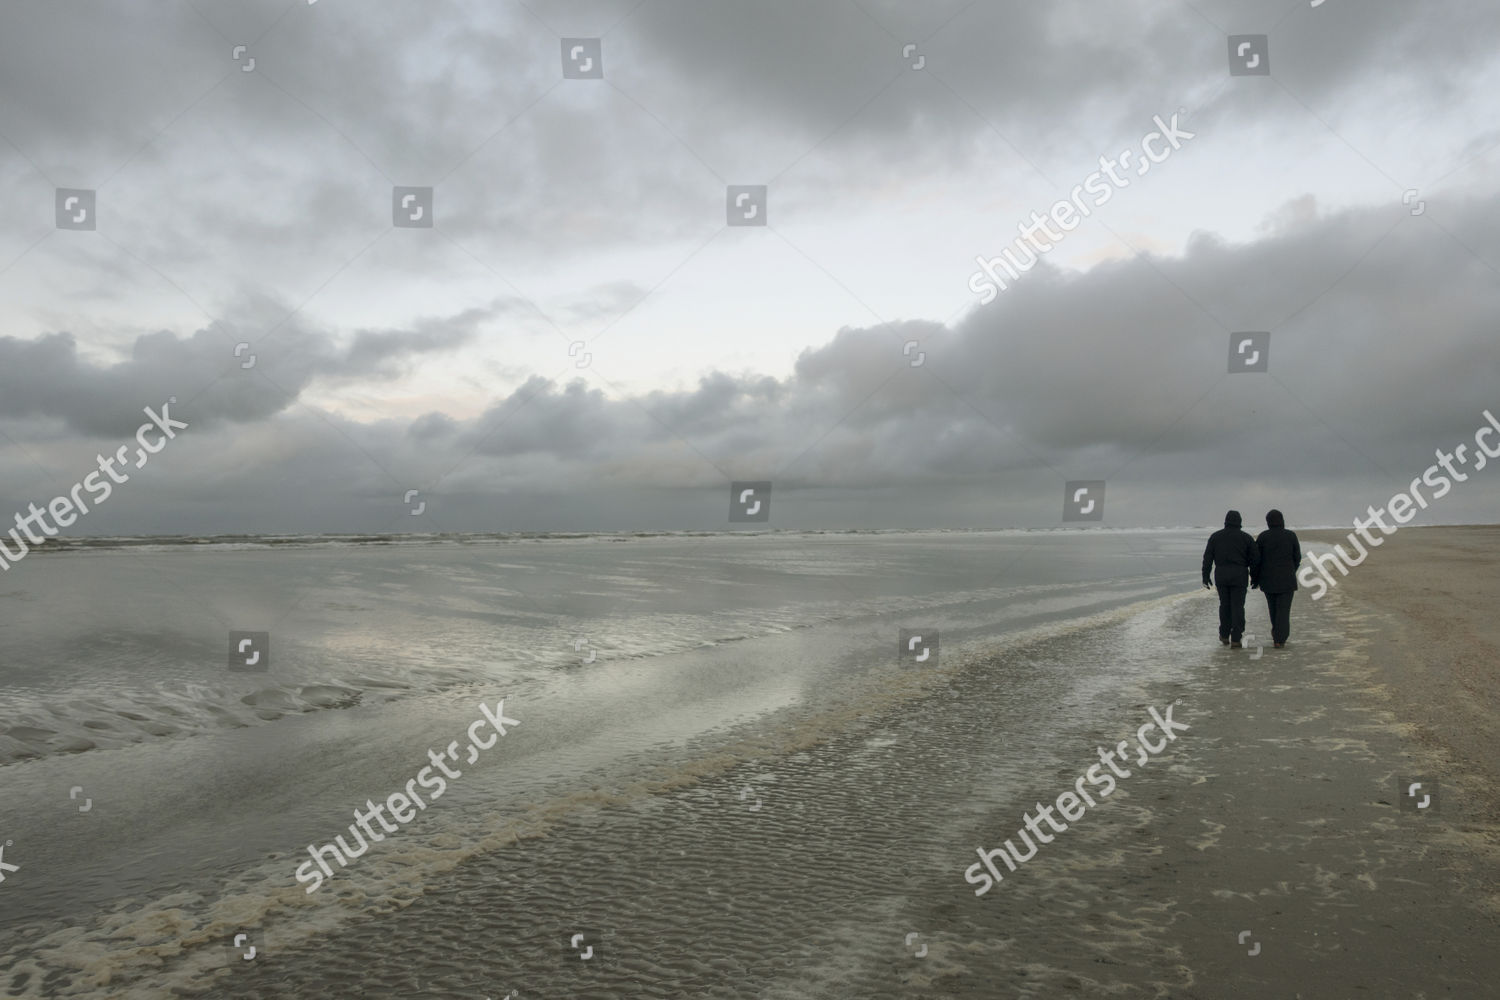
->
[20, 526, 1203, 554]
[0, 679, 374, 766]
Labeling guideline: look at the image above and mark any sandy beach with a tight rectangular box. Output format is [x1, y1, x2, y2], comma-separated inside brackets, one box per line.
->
[925, 524, 1500, 998]
[1300, 525, 1500, 833]
[206, 527, 1500, 997]
[7, 0, 1500, 995]
[4, 526, 1499, 998]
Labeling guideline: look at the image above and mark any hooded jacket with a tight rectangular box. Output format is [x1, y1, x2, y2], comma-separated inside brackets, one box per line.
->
[1202, 509, 1258, 588]
[1251, 509, 1301, 594]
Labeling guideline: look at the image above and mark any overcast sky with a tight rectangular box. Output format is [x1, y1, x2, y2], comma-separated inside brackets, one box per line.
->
[1, 0, 1497, 534]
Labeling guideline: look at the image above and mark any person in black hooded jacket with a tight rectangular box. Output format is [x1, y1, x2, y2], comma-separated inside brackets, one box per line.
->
[1250, 508, 1301, 647]
[1202, 509, 1258, 647]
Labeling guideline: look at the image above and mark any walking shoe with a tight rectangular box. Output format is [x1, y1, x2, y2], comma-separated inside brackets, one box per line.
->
[1220, 637, 1230, 646]
[1274, 642, 1285, 648]
[1230, 641, 1242, 648]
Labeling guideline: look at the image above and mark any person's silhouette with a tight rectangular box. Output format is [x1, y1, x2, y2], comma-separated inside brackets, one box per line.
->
[1202, 510, 1258, 647]
[1250, 509, 1301, 648]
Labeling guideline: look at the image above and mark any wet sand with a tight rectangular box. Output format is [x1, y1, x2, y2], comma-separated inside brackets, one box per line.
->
[1300, 524, 1500, 830]
[11, 528, 1499, 997]
[922, 524, 1500, 998]
[199, 528, 1500, 998]
[921, 525, 1500, 998]
[950, 524, 1500, 997]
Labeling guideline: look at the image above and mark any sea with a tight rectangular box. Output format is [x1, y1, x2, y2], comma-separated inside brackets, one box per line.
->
[1, 527, 1227, 997]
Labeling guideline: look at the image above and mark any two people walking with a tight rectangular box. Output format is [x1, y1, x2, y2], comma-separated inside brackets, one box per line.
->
[1202, 509, 1302, 648]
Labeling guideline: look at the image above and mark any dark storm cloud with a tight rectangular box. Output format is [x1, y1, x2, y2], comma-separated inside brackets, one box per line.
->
[461, 376, 623, 459]
[614, 0, 1500, 170]
[127, 189, 1491, 508]
[7, 0, 1494, 269]
[1, 0, 1498, 532]
[8, 188, 1493, 532]
[423, 190, 1500, 489]
[642, 371, 788, 438]
[770, 192, 1500, 483]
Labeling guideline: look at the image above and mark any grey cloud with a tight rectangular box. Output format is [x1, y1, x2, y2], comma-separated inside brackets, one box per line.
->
[408, 411, 459, 440]
[0, 299, 492, 436]
[403, 189, 1500, 493]
[5, 185, 1498, 531]
[2, 0, 1499, 534]
[642, 371, 788, 438]
[10, 0, 1494, 275]
[462, 376, 626, 459]
[340, 306, 493, 377]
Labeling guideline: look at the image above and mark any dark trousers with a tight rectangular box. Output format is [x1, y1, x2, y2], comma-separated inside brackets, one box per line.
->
[1263, 590, 1294, 644]
[1216, 583, 1247, 641]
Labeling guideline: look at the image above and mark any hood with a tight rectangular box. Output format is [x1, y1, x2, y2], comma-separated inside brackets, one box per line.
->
[1224, 509, 1242, 528]
[1266, 509, 1285, 529]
